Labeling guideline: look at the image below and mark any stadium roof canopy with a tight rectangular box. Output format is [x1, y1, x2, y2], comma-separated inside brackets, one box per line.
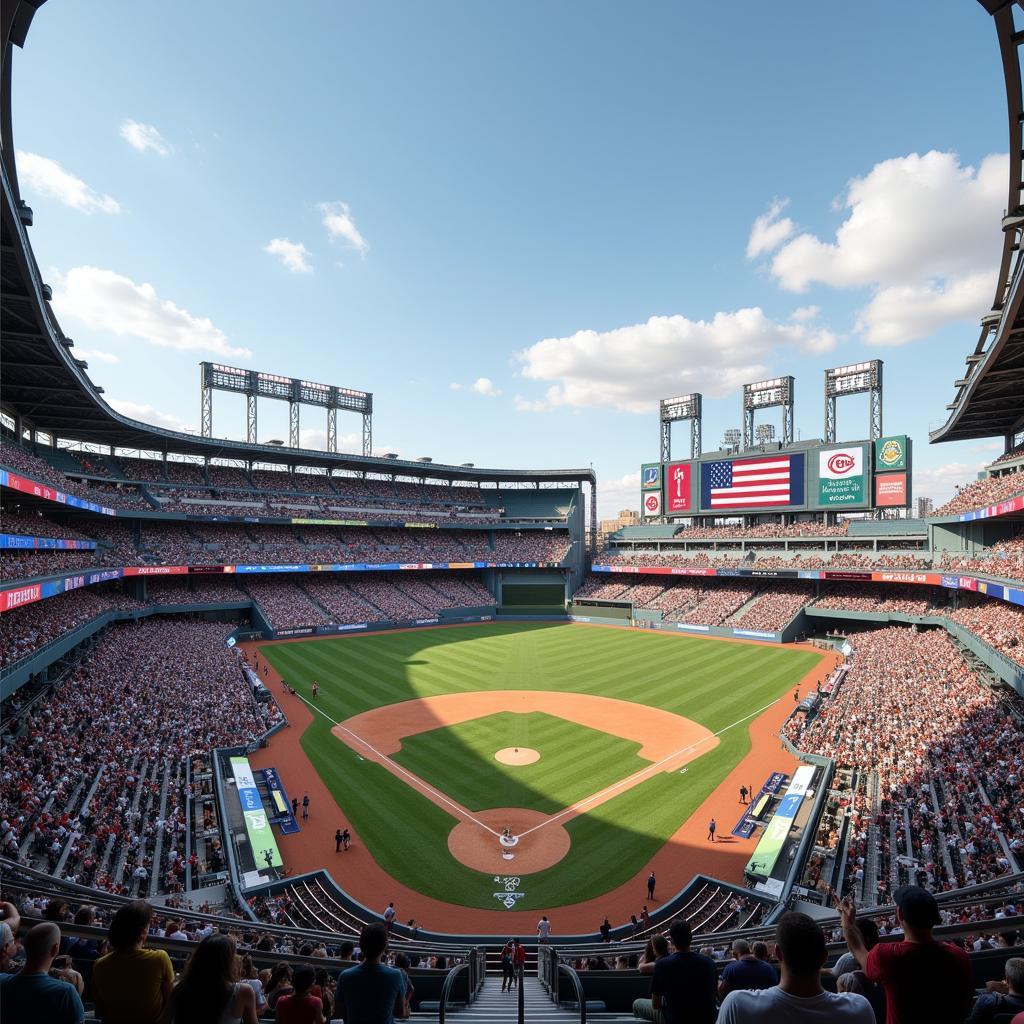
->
[0, 1, 593, 490]
[931, 1, 1024, 445]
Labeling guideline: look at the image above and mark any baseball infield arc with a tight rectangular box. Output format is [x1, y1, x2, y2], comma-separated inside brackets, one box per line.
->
[329, 692, 719, 874]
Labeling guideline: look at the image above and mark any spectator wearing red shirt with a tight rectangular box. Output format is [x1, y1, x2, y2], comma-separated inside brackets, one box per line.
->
[275, 964, 325, 1024]
[835, 885, 972, 1024]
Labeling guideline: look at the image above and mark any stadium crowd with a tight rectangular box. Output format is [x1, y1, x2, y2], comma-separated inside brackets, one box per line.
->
[785, 627, 1024, 900]
[934, 470, 1024, 516]
[0, 619, 280, 896]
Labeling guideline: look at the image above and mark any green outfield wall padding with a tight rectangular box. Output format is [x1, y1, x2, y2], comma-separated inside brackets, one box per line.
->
[501, 582, 565, 607]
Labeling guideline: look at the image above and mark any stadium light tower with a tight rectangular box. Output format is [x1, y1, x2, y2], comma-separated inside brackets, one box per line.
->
[754, 423, 776, 448]
[824, 360, 883, 442]
[722, 428, 741, 453]
[659, 393, 702, 462]
[742, 376, 794, 450]
[199, 362, 373, 455]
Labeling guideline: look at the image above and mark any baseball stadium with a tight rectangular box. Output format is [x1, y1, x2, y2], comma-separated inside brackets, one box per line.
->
[1, 2, 1023, 1023]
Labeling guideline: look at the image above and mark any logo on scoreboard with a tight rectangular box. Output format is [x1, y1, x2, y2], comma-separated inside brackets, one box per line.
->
[641, 463, 662, 490]
[874, 435, 908, 472]
[642, 491, 663, 517]
[665, 462, 692, 513]
[818, 447, 865, 506]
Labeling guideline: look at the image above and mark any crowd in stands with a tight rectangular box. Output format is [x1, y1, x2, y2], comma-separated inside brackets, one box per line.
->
[0, 587, 146, 670]
[947, 595, 1024, 668]
[813, 583, 941, 616]
[676, 522, 853, 539]
[990, 441, 1024, 466]
[941, 536, 1024, 580]
[785, 626, 1024, 900]
[600, 548, 933, 571]
[248, 574, 495, 628]
[1, 620, 280, 896]
[934, 470, 1024, 516]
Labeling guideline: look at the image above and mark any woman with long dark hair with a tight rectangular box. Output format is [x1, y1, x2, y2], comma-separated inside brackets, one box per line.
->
[164, 934, 258, 1024]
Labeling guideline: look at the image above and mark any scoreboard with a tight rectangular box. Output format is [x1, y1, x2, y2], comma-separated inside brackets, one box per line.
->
[641, 435, 912, 517]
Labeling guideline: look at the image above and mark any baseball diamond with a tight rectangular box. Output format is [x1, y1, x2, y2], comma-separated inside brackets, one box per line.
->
[248, 621, 830, 926]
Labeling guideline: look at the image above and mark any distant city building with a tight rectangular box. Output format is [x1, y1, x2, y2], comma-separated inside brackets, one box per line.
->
[916, 496, 934, 518]
[599, 508, 640, 546]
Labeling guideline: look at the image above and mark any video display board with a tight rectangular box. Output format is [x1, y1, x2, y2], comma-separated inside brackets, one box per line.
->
[700, 453, 805, 511]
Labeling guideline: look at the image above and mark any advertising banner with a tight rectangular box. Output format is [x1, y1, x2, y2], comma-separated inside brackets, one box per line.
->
[0, 534, 96, 550]
[959, 494, 1024, 521]
[665, 462, 692, 513]
[641, 463, 662, 490]
[229, 756, 283, 869]
[875, 472, 908, 507]
[874, 435, 908, 472]
[0, 469, 117, 516]
[817, 447, 866, 506]
[642, 491, 663, 517]
[744, 764, 816, 878]
[701, 453, 805, 510]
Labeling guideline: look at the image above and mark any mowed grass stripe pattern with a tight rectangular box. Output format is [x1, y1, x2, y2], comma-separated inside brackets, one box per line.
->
[260, 623, 822, 909]
[392, 711, 650, 814]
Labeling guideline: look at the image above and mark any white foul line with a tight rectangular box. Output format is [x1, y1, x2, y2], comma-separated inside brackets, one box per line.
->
[294, 692, 502, 838]
[515, 697, 783, 839]
[296, 691, 781, 844]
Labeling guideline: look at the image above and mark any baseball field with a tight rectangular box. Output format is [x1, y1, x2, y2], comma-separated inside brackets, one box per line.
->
[253, 622, 826, 915]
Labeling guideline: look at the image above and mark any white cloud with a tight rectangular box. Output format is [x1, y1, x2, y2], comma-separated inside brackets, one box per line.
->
[15, 151, 120, 214]
[855, 272, 994, 345]
[515, 307, 837, 414]
[263, 238, 313, 274]
[119, 119, 172, 156]
[596, 471, 641, 520]
[53, 266, 251, 358]
[449, 382, 463, 391]
[75, 347, 120, 364]
[319, 201, 368, 255]
[761, 151, 1003, 343]
[109, 398, 191, 432]
[746, 198, 794, 259]
[471, 377, 501, 396]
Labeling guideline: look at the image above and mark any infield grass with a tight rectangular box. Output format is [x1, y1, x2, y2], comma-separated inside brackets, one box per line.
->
[393, 711, 649, 814]
[258, 622, 822, 910]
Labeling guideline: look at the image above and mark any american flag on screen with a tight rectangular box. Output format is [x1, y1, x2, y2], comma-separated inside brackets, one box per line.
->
[701, 454, 804, 509]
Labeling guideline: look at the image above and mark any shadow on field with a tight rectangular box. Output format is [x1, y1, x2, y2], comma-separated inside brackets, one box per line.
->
[251, 621, 806, 912]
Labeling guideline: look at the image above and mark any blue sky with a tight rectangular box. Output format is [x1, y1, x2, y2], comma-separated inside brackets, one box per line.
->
[10, 0, 1011, 515]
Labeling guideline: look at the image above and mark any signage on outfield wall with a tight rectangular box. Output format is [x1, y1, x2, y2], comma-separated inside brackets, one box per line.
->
[874, 435, 908, 472]
[665, 462, 692, 513]
[641, 463, 662, 490]
[875, 472, 908, 507]
[642, 491, 662, 517]
[817, 447, 866, 506]
[958, 494, 1024, 521]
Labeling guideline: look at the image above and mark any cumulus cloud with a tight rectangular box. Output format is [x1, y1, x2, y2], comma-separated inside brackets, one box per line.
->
[16, 151, 120, 214]
[855, 272, 994, 346]
[263, 238, 313, 273]
[108, 399, 192, 432]
[320, 201, 368, 255]
[452, 378, 502, 396]
[515, 307, 836, 414]
[746, 198, 794, 259]
[53, 266, 251, 358]
[759, 151, 1004, 343]
[119, 119, 172, 156]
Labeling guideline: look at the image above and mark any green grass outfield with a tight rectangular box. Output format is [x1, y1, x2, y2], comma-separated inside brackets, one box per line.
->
[258, 622, 821, 910]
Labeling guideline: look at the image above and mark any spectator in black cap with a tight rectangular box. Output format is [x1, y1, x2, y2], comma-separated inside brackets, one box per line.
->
[834, 885, 972, 1024]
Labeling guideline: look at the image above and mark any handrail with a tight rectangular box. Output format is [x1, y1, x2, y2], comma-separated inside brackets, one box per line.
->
[518, 959, 525, 1024]
[438, 961, 470, 1024]
[557, 962, 587, 1024]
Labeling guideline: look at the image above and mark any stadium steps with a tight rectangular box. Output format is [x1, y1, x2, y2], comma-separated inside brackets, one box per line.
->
[723, 591, 764, 624]
[448, 976, 631, 1024]
[148, 759, 174, 897]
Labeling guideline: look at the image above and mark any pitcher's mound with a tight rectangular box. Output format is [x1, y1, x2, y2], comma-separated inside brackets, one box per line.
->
[495, 747, 540, 765]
